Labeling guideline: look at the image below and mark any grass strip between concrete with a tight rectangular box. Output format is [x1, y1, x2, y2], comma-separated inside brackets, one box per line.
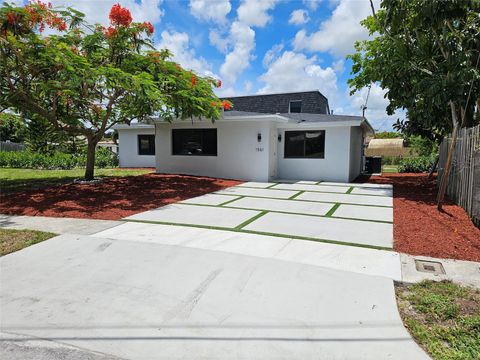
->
[235, 211, 269, 230]
[288, 190, 305, 200]
[123, 218, 392, 251]
[180, 202, 392, 224]
[218, 196, 245, 206]
[238, 185, 391, 197]
[214, 192, 393, 208]
[325, 203, 341, 217]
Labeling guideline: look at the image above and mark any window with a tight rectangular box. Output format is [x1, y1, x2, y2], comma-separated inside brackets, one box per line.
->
[284, 130, 325, 158]
[172, 129, 217, 156]
[289, 100, 302, 113]
[138, 135, 155, 155]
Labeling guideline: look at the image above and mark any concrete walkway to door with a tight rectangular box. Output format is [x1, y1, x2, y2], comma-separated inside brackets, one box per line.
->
[98, 180, 398, 280]
[0, 180, 430, 359]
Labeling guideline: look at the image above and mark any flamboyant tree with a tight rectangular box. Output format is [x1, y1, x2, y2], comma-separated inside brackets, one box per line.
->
[0, 1, 231, 180]
[348, 0, 480, 208]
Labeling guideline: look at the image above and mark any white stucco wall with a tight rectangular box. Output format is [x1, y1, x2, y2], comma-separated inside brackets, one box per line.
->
[155, 119, 273, 181]
[117, 126, 156, 168]
[348, 126, 364, 181]
[276, 126, 352, 182]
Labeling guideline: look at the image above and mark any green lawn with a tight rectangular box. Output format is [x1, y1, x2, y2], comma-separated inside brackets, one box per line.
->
[0, 167, 153, 194]
[396, 280, 480, 360]
[0, 228, 56, 256]
[382, 165, 399, 173]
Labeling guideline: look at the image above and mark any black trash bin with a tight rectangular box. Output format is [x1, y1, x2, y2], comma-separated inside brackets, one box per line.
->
[365, 156, 382, 174]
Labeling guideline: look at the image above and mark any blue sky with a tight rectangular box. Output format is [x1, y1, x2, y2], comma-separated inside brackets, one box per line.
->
[8, 0, 402, 131]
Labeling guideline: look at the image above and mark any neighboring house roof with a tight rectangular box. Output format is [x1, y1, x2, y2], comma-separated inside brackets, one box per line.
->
[365, 138, 410, 157]
[368, 138, 405, 148]
[222, 90, 330, 115]
[113, 123, 155, 130]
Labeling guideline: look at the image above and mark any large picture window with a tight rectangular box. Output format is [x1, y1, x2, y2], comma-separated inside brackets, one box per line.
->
[138, 134, 155, 155]
[284, 130, 325, 158]
[172, 129, 217, 156]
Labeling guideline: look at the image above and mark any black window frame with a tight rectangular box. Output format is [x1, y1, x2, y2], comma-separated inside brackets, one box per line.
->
[284, 130, 325, 159]
[289, 100, 302, 113]
[137, 134, 155, 156]
[172, 128, 218, 156]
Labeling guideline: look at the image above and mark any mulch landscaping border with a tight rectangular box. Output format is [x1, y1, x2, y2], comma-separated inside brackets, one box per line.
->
[357, 173, 480, 262]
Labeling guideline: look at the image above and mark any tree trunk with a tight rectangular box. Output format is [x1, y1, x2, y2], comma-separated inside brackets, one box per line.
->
[428, 154, 439, 179]
[84, 137, 97, 181]
[437, 101, 459, 210]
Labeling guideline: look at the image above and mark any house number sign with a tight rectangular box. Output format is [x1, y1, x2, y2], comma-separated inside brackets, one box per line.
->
[256, 147, 264, 152]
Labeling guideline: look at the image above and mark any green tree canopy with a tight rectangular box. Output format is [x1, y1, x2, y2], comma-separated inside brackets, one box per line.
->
[0, 2, 229, 179]
[348, 0, 480, 141]
[0, 112, 27, 143]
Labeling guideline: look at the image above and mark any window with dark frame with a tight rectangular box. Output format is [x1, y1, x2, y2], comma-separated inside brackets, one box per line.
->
[138, 134, 155, 155]
[172, 129, 217, 156]
[284, 130, 325, 159]
[289, 100, 302, 113]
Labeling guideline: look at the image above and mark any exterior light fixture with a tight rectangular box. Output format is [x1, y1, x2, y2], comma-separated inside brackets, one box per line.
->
[278, 133, 282, 142]
[257, 133, 262, 142]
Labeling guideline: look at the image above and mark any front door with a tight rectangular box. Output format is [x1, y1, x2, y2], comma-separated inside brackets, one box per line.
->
[269, 130, 278, 180]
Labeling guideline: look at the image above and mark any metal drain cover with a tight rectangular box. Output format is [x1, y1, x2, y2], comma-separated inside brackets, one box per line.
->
[414, 260, 446, 275]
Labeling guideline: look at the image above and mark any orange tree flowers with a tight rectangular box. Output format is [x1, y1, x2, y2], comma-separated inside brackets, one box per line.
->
[109, 3, 132, 26]
[2, 1, 67, 34]
[0, 2, 227, 180]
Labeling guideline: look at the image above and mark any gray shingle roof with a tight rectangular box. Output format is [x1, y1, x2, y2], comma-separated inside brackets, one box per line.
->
[222, 90, 330, 115]
[222, 110, 266, 117]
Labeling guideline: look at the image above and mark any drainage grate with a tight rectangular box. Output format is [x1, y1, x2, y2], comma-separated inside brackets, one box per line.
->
[414, 260, 446, 275]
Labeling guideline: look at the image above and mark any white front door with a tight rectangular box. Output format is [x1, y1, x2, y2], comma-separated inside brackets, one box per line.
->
[269, 131, 278, 179]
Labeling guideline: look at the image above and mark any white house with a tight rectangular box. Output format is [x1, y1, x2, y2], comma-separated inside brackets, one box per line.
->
[115, 91, 374, 182]
[115, 123, 156, 167]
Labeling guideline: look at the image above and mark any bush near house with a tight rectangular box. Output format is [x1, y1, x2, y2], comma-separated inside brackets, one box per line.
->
[398, 155, 437, 173]
[0, 147, 118, 170]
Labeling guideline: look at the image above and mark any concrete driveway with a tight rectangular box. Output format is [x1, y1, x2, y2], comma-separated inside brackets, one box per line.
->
[0, 181, 429, 359]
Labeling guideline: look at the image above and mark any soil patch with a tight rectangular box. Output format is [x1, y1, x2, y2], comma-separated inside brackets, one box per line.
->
[356, 173, 480, 262]
[0, 173, 241, 220]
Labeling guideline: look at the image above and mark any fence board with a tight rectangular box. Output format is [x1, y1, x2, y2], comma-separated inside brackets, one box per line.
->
[0, 141, 25, 152]
[438, 124, 480, 226]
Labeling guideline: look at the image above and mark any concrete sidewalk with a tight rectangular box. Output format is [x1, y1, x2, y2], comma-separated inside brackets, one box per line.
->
[0, 214, 123, 235]
[0, 234, 429, 360]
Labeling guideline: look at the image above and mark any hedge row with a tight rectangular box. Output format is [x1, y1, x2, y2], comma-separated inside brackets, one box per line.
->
[0, 148, 118, 169]
[398, 155, 437, 173]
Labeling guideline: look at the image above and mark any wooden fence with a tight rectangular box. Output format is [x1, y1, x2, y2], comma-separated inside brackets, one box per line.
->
[0, 141, 25, 152]
[438, 124, 480, 226]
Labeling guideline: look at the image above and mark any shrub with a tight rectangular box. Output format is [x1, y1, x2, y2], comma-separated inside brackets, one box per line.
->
[94, 147, 119, 168]
[398, 156, 437, 173]
[382, 156, 405, 165]
[0, 148, 118, 170]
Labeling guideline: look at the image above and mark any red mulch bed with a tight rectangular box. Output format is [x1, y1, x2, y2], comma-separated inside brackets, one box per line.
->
[356, 173, 480, 262]
[0, 174, 241, 221]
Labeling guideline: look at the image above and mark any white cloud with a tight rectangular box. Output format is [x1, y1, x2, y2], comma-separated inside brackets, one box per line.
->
[243, 80, 253, 93]
[302, 0, 322, 11]
[216, 0, 280, 90]
[263, 43, 284, 67]
[156, 30, 215, 77]
[237, 0, 278, 27]
[50, 0, 164, 26]
[341, 84, 404, 131]
[189, 0, 231, 24]
[219, 21, 255, 84]
[332, 59, 345, 73]
[209, 30, 229, 53]
[294, 0, 379, 57]
[257, 51, 338, 103]
[289, 9, 309, 25]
